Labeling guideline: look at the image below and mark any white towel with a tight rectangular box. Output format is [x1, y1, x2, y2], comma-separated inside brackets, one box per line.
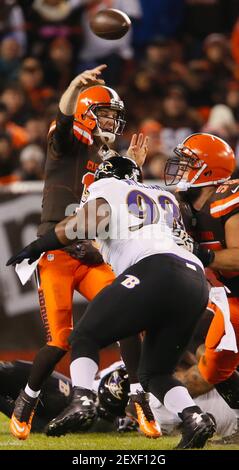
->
[209, 287, 238, 353]
[15, 254, 44, 285]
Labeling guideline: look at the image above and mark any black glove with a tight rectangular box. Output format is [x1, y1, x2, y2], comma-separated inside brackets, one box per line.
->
[6, 244, 40, 266]
[193, 242, 215, 267]
[6, 228, 64, 266]
[65, 241, 104, 266]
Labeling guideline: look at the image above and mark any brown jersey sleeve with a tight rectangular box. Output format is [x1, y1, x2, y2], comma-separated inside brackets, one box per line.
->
[210, 180, 239, 224]
[48, 108, 74, 159]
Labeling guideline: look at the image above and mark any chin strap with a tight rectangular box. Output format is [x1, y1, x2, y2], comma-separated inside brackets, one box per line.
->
[94, 127, 116, 145]
[176, 181, 191, 191]
[177, 177, 231, 190]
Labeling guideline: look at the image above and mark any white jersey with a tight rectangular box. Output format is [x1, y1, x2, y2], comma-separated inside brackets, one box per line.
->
[85, 178, 203, 275]
[150, 390, 237, 438]
[93, 361, 237, 438]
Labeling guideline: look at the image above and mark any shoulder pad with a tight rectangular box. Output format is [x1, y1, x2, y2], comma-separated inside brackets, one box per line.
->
[211, 179, 239, 218]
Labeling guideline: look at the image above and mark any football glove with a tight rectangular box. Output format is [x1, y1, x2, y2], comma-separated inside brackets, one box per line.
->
[193, 242, 215, 267]
[172, 227, 195, 253]
[6, 228, 64, 266]
[173, 226, 215, 267]
[64, 241, 104, 266]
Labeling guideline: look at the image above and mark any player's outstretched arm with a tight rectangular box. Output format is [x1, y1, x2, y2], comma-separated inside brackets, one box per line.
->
[210, 213, 239, 271]
[6, 199, 110, 266]
[192, 212, 239, 269]
[6, 226, 66, 266]
[59, 65, 107, 116]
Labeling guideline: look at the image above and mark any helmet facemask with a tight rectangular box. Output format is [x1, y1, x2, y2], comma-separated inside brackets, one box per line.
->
[164, 133, 235, 190]
[165, 144, 207, 189]
[85, 103, 125, 145]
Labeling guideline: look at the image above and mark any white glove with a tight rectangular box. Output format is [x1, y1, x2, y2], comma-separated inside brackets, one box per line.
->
[173, 226, 194, 253]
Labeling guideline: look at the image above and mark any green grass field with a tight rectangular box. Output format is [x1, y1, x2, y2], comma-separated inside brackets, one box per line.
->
[0, 413, 238, 451]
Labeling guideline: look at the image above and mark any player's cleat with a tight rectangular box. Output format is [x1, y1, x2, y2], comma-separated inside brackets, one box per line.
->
[10, 390, 39, 440]
[45, 387, 97, 437]
[126, 391, 162, 438]
[176, 406, 216, 449]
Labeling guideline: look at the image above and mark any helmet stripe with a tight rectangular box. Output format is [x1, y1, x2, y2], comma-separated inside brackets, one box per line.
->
[73, 125, 93, 145]
[106, 86, 122, 104]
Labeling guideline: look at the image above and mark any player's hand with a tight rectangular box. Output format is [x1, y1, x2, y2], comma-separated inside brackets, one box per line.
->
[6, 242, 41, 266]
[193, 243, 215, 267]
[65, 241, 104, 265]
[70, 64, 107, 90]
[173, 226, 195, 253]
[126, 134, 149, 168]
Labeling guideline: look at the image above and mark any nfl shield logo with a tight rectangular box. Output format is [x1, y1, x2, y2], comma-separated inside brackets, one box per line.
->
[47, 254, 54, 261]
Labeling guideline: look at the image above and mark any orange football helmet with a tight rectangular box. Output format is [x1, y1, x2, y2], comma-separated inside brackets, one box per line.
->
[74, 85, 125, 144]
[164, 133, 236, 189]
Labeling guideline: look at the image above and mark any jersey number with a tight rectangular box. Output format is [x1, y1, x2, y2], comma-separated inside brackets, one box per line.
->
[127, 189, 183, 232]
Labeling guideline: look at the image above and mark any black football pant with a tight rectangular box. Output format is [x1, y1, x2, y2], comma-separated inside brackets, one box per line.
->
[69, 254, 208, 402]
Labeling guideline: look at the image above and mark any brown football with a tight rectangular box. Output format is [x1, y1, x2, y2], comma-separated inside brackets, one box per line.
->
[89, 9, 131, 40]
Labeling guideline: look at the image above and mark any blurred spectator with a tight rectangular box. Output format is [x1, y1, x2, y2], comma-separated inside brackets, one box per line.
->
[145, 37, 200, 92]
[179, 60, 213, 109]
[125, 117, 166, 184]
[202, 34, 235, 106]
[126, 37, 189, 118]
[24, 116, 47, 148]
[231, 17, 239, 65]
[0, 36, 22, 88]
[78, 0, 142, 87]
[25, 0, 84, 58]
[1, 84, 31, 125]
[158, 86, 201, 155]
[0, 131, 18, 184]
[143, 153, 168, 180]
[203, 34, 234, 80]
[225, 81, 239, 121]
[0, 1, 238, 183]
[44, 37, 73, 92]
[18, 57, 55, 112]
[0, 101, 28, 149]
[42, 98, 60, 127]
[202, 101, 239, 176]
[141, 38, 179, 92]
[202, 104, 238, 147]
[139, 118, 162, 160]
[0, 0, 26, 53]
[17, 143, 44, 181]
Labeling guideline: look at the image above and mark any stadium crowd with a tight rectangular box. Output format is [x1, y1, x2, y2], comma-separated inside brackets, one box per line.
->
[1, 0, 239, 185]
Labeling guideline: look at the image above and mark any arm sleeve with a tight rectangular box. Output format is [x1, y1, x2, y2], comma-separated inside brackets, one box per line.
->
[210, 186, 239, 225]
[49, 108, 74, 157]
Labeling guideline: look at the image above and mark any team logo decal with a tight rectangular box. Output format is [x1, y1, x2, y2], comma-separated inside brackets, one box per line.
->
[121, 275, 140, 289]
[105, 371, 124, 400]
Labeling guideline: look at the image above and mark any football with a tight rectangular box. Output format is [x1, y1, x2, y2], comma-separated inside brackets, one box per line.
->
[89, 9, 131, 40]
